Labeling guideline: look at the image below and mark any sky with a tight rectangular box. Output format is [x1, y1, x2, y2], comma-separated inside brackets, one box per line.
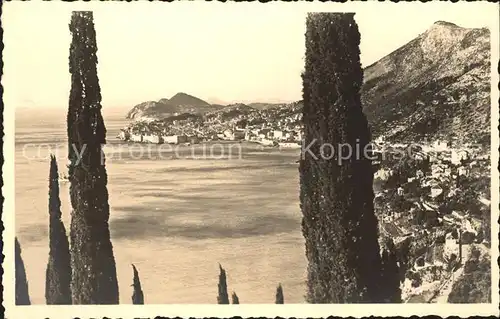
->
[3, 1, 498, 109]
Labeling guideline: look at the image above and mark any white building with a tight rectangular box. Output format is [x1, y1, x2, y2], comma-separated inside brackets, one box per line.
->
[272, 130, 284, 140]
[223, 129, 234, 140]
[416, 169, 424, 179]
[458, 166, 469, 176]
[430, 185, 443, 198]
[433, 140, 448, 152]
[397, 187, 404, 196]
[118, 130, 130, 140]
[375, 168, 393, 181]
[374, 135, 385, 144]
[130, 133, 143, 143]
[162, 135, 188, 144]
[143, 134, 161, 144]
[451, 150, 470, 165]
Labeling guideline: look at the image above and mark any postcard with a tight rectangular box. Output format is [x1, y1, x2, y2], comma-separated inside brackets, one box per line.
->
[2, 0, 499, 318]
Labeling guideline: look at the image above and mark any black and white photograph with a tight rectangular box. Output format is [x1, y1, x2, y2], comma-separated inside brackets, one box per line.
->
[2, 1, 499, 318]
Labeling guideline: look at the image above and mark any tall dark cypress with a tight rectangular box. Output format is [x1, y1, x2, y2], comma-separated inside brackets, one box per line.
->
[275, 283, 284, 304]
[131, 264, 144, 305]
[231, 292, 240, 304]
[15, 237, 31, 305]
[67, 11, 119, 304]
[299, 13, 382, 303]
[217, 264, 229, 304]
[45, 155, 72, 304]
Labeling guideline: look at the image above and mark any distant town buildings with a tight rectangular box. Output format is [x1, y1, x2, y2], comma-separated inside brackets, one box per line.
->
[163, 135, 188, 144]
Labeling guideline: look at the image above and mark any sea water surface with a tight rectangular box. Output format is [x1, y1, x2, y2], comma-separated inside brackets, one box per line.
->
[15, 107, 307, 304]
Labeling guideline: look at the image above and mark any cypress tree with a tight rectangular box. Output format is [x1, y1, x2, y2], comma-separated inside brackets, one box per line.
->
[45, 155, 72, 304]
[217, 264, 229, 304]
[299, 13, 382, 303]
[15, 237, 31, 305]
[275, 283, 284, 304]
[67, 11, 119, 304]
[131, 264, 144, 305]
[231, 291, 240, 304]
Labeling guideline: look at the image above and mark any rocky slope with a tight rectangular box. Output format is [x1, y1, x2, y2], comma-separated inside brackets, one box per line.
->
[361, 21, 491, 144]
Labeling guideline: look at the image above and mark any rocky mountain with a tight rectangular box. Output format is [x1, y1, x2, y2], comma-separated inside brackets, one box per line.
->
[126, 92, 224, 120]
[285, 21, 490, 144]
[361, 21, 491, 144]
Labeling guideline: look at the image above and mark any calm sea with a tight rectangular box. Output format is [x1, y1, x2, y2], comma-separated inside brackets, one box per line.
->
[15, 106, 307, 304]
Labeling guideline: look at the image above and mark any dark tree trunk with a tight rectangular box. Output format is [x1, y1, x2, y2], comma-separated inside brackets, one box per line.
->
[300, 12, 383, 303]
[45, 155, 72, 304]
[67, 11, 119, 304]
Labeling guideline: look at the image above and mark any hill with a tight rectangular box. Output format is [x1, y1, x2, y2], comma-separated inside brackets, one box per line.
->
[361, 21, 491, 144]
[126, 93, 224, 120]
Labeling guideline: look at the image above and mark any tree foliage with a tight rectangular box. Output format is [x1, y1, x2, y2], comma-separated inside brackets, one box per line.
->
[299, 12, 384, 303]
[217, 264, 229, 304]
[275, 283, 284, 304]
[131, 264, 144, 305]
[15, 237, 31, 305]
[231, 291, 240, 304]
[67, 11, 119, 304]
[45, 155, 72, 304]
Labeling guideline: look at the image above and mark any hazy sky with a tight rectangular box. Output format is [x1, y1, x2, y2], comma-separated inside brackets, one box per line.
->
[3, 1, 498, 109]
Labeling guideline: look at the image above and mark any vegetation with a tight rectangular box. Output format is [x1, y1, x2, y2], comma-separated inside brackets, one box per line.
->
[15, 237, 31, 305]
[131, 264, 145, 305]
[67, 11, 119, 304]
[231, 292, 240, 304]
[300, 12, 389, 303]
[217, 264, 229, 304]
[275, 284, 284, 304]
[45, 155, 72, 304]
